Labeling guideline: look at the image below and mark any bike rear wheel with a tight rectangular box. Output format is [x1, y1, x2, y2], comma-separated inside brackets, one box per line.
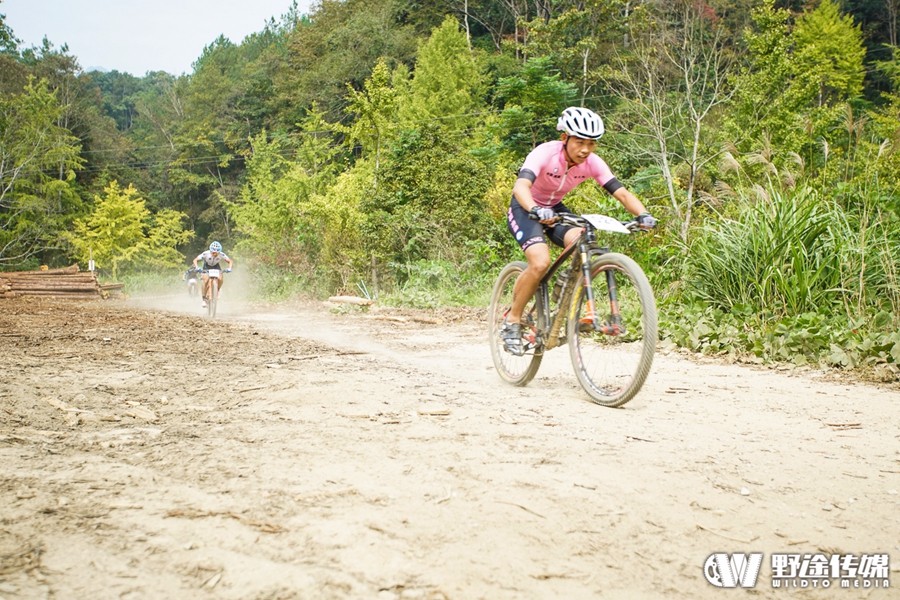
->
[488, 261, 543, 386]
[567, 252, 656, 407]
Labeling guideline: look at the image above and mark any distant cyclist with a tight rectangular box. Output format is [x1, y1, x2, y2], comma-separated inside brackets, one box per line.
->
[501, 106, 657, 356]
[183, 266, 200, 297]
[192, 241, 234, 308]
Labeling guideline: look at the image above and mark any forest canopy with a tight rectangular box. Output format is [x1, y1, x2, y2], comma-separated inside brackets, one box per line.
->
[1, 0, 898, 375]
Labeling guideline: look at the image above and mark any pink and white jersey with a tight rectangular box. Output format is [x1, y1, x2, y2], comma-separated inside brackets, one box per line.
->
[518, 140, 617, 207]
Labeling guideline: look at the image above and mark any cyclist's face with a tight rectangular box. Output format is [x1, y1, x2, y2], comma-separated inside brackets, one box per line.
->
[211, 251, 219, 257]
[563, 135, 597, 165]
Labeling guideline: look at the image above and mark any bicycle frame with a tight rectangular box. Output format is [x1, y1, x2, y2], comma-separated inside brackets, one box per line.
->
[533, 215, 626, 351]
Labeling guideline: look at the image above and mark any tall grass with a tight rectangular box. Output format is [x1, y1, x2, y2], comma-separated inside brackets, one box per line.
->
[685, 187, 866, 317]
[119, 269, 185, 295]
[841, 201, 900, 317]
[658, 186, 900, 375]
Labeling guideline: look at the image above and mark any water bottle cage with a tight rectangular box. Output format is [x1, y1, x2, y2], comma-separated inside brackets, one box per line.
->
[551, 268, 572, 304]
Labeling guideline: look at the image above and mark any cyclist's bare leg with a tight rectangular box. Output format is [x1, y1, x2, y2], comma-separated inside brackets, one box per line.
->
[508, 227, 583, 323]
[502, 228, 586, 357]
[508, 243, 550, 324]
[563, 227, 583, 246]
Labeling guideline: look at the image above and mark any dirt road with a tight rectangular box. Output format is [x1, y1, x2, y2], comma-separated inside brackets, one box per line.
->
[1, 292, 898, 599]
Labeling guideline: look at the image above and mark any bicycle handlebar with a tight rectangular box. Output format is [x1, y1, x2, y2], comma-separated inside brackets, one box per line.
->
[528, 211, 644, 232]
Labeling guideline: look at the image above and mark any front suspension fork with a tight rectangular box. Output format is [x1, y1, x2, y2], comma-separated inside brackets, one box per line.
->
[579, 248, 624, 335]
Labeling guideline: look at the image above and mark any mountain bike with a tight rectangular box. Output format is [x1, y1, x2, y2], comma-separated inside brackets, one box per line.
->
[488, 212, 657, 407]
[201, 268, 227, 318]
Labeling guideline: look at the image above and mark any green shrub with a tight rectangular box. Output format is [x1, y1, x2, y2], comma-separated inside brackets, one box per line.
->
[684, 187, 849, 317]
[381, 258, 493, 308]
[249, 264, 324, 301]
[659, 299, 899, 379]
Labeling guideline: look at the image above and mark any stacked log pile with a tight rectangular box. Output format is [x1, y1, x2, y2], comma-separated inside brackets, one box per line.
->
[0, 265, 121, 299]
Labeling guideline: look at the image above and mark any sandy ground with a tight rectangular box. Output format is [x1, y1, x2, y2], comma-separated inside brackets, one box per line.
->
[1, 286, 898, 600]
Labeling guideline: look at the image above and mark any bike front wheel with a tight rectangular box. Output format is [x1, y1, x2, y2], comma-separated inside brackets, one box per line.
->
[208, 279, 219, 318]
[488, 261, 542, 386]
[567, 252, 656, 407]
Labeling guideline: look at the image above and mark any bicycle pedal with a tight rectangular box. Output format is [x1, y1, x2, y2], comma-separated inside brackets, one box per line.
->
[605, 324, 623, 335]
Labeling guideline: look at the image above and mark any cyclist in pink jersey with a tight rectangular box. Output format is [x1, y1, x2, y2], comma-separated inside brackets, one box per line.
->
[501, 106, 657, 356]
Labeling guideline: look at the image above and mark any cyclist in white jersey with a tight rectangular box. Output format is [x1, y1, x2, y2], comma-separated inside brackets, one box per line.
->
[192, 241, 234, 308]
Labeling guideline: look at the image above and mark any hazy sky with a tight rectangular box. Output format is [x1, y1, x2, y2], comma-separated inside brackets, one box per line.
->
[3, 0, 314, 76]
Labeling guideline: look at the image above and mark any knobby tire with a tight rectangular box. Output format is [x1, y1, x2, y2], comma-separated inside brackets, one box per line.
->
[488, 261, 542, 386]
[208, 278, 218, 319]
[567, 252, 656, 407]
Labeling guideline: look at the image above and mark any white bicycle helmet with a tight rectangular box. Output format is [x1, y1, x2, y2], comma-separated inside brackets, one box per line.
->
[556, 106, 605, 140]
[209, 241, 222, 252]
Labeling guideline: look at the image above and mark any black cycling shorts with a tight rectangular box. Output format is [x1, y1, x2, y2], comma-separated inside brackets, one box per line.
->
[506, 198, 576, 250]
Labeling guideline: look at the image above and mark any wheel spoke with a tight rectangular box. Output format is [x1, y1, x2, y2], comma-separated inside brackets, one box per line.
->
[568, 253, 656, 407]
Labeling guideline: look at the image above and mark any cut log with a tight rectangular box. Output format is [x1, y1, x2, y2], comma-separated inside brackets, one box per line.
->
[3, 281, 99, 288]
[5, 264, 80, 276]
[0, 264, 111, 300]
[327, 295, 374, 306]
[1, 274, 95, 281]
[12, 291, 102, 298]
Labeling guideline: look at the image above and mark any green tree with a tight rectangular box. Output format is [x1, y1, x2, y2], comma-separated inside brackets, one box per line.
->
[606, 0, 736, 241]
[364, 124, 497, 277]
[342, 58, 400, 180]
[494, 56, 578, 154]
[228, 108, 344, 270]
[724, 0, 868, 190]
[0, 77, 83, 266]
[725, 0, 808, 155]
[794, 0, 866, 108]
[126, 71, 189, 211]
[305, 159, 371, 291]
[0, 6, 29, 106]
[402, 16, 487, 130]
[227, 131, 297, 266]
[521, 0, 625, 103]
[19, 36, 127, 195]
[0, 4, 19, 55]
[356, 16, 496, 281]
[89, 69, 145, 131]
[276, 0, 417, 123]
[68, 181, 192, 278]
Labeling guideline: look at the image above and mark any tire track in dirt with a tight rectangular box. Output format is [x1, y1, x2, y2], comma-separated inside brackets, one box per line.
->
[1, 298, 897, 599]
